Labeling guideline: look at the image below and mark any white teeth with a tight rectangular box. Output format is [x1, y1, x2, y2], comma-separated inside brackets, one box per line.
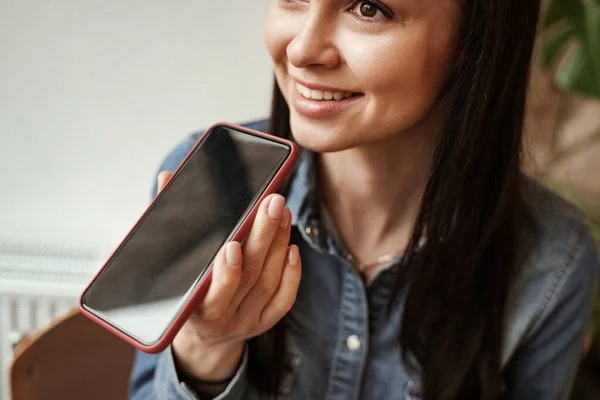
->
[312, 89, 324, 100]
[296, 82, 354, 101]
[301, 85, 311, 98]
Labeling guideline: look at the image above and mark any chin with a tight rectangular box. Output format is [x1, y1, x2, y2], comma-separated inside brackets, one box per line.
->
[291, 125, 355, 153]
[289, 114, 365, 153]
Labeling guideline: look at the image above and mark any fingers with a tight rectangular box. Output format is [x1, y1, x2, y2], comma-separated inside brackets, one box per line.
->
[237, 206, 292, 316]
[171, 192, 300, 347]
[259, 245, 302, 328]
[157, 171, 173, 193]
[230, 194, 286, 308]
[198, 242, 243, 321]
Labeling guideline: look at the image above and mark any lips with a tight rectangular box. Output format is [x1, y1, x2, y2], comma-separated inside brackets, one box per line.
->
[290, 79, 363, 118]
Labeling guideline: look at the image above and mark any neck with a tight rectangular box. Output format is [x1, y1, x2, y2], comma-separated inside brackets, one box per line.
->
[319, 120, 441, 269]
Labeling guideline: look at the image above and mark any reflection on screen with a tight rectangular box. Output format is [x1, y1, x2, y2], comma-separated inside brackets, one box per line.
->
[82, 126, 290, 344]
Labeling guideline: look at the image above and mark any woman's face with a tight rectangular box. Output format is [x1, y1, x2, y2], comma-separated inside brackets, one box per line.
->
[264, 0, 461, 152]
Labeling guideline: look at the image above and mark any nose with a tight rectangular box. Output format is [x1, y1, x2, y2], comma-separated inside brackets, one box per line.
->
[286, 16, 340, 69]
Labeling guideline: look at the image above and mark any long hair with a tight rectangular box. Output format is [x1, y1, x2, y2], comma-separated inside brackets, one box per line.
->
[248, 0, 541, 398]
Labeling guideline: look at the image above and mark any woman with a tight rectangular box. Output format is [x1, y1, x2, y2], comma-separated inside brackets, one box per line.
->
[130, 0, 598, 399]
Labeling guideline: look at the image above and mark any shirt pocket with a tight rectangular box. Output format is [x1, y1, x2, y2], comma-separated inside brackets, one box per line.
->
[404, 379, 424, 400]
[276, 352, 303, 399]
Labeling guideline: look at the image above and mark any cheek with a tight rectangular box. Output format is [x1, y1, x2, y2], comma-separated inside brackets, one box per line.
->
[263, 8, 295, 103]
[263, 8, 292, 66]
[349, 26, 457, 124]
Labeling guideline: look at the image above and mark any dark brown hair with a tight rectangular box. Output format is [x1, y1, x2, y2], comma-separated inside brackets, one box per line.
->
[249, 0, 541, 398]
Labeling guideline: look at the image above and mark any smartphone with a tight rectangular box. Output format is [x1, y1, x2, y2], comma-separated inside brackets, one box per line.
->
[80, 122, 298, 353]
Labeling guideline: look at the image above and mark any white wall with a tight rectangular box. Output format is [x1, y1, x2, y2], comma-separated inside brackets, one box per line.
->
[0, 0, 273, 252]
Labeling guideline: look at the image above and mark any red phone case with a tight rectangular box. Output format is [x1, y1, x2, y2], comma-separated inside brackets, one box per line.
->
[79, 122, 299, 353]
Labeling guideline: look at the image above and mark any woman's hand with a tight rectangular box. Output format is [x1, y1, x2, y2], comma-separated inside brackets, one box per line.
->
[156, 171, 302, 382]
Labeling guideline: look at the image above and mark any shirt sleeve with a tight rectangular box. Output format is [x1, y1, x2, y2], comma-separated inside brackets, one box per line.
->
[129, 345, 254, 400]
[502, 227, 599, 399]
[150, 136, 198, 197]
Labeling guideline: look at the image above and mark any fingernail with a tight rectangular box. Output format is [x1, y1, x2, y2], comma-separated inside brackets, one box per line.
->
[158, 171, 171, 190]
[280, 207, 290, 228]
[268, 195, 285, 220]
[225, 242, 241, 266]
[157, 172, 166, 186]
[287, 245, 299, 266]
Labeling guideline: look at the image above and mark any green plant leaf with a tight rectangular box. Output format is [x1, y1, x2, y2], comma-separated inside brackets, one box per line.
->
[584, 4, 600, 88]
[572, 51, 600, 98]
[543, 0, 586, 32]
[555, 45, 586, 91]
[541, 26, 575, 67]
[550, 43, 600, 98]
[541, 2, 600, 99]
[543, 0, 567, 27]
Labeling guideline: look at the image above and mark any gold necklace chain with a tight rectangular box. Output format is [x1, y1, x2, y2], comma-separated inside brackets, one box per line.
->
[350, 253, 396, 271]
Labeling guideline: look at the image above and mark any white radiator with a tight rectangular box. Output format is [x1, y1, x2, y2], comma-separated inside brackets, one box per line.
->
[0, 240, 104, 400]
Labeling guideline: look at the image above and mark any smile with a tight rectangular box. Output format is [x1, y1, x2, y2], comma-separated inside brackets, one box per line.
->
[295, 82, 357, 101]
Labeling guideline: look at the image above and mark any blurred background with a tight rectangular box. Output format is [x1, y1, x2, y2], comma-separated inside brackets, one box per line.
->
[0, 1, 271, 398]
[524, 1, 600, 397]
[0, 0, 598, 399]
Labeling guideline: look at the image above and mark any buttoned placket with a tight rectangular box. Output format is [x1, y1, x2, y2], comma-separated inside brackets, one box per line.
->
[290, 149, 405, 400]
[297, 216, 370, 400]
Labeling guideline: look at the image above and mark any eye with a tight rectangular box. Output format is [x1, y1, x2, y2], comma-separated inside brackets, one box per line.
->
[348, 1, 393, 22]
[357, 2, 378, 18]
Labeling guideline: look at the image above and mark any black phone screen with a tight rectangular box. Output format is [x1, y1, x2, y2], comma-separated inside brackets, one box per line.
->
[82, 125, 291, 345]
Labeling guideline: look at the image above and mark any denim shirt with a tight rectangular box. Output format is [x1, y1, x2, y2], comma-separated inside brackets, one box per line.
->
[130, 120, 598, 400]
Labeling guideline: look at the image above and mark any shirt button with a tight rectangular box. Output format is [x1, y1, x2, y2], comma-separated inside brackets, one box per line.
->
[346, 335, 361, 351]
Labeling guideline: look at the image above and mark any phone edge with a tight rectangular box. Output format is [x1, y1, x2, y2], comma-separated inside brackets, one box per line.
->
[79, 121, 299, 354]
